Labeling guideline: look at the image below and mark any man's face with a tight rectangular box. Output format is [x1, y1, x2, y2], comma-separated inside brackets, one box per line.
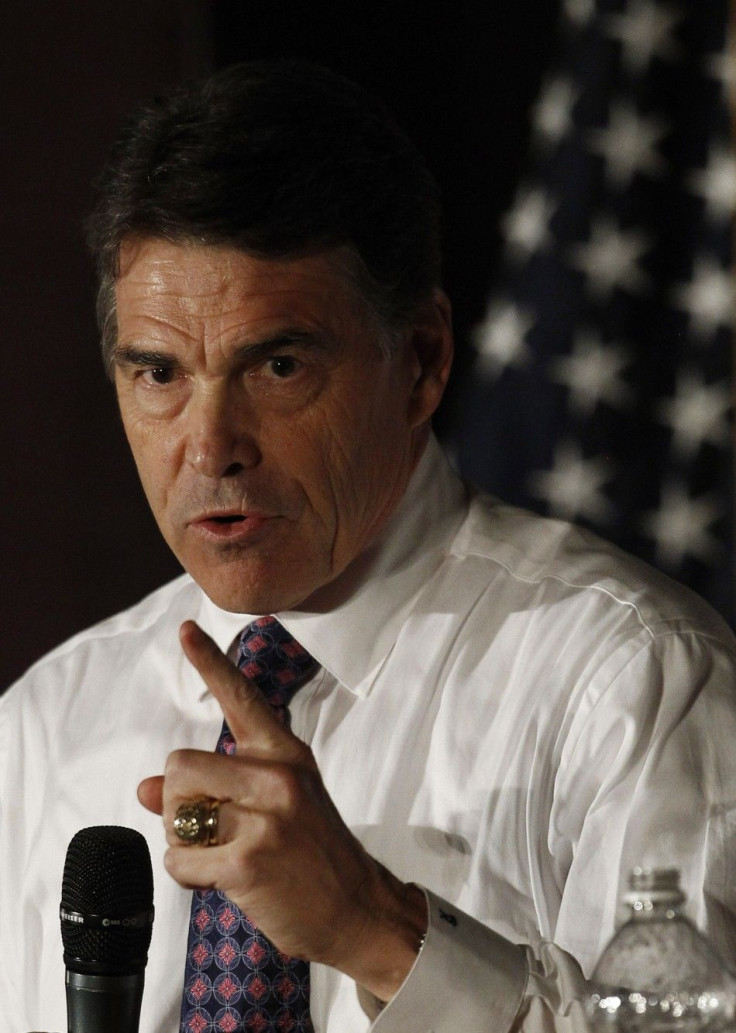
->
[113, 239, 451, 613]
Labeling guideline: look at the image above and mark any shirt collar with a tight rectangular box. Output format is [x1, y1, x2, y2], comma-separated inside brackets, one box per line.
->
[200, 436, 468, 698]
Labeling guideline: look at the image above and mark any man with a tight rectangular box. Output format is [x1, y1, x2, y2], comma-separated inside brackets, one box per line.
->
[2, 61, 736, 1033]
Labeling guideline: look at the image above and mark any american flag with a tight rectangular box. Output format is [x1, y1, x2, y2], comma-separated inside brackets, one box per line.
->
[457, 0, 735, 625]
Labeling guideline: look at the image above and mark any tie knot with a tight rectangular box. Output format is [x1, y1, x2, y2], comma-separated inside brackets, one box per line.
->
[236, 615, 318, 709]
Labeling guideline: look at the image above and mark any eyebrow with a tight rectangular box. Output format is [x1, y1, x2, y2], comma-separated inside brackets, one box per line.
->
[113, 330, 336, 369]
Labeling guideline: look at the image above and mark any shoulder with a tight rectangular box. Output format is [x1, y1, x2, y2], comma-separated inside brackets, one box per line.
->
[416, 489, 736, 803]
[0, 573, 202, 710]
[416, 486, 736, 730]
[446, 485, 734, 650]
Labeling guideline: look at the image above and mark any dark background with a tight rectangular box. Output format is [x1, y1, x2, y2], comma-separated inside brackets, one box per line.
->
[2, 0, 559, 688]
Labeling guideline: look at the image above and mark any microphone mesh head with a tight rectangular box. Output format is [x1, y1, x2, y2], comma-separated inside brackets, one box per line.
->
[61, 825, 154, 973]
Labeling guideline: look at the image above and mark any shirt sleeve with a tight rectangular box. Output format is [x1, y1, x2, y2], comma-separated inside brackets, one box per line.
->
[362, 626, 736, 1033]
[363, 889, 590, 1033]
[550, 625, 736, 970]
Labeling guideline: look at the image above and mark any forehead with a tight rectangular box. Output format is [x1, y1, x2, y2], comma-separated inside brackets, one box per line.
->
[115, 238, 368, 330]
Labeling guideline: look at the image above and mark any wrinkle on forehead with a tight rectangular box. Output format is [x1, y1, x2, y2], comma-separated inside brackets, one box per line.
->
[114, 237, 399, 364]
[117, 237, 360, 303]
[114, 238, 386, 375]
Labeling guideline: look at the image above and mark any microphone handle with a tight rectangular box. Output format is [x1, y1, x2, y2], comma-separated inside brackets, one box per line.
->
[65, 971, 144, 1033]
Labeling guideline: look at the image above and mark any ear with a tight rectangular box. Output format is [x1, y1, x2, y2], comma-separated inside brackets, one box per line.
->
[405, 289, 454, 428]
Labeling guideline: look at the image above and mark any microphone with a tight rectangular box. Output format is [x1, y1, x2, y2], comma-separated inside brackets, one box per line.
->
[60, 826, 154, 1033]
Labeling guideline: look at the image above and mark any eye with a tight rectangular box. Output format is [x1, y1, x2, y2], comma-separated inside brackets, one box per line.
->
[266, 355, 299, 378]
[141, 367, 176, 386]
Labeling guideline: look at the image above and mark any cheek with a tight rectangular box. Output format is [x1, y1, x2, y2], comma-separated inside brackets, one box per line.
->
[123, 419, 181, 515]
[299, 394, 408, 530]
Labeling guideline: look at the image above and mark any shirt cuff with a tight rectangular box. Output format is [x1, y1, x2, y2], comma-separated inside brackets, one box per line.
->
[362, 887, 528, 1032]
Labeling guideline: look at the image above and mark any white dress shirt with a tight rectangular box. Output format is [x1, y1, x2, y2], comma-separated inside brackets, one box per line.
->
[2, 436, 736, 1033]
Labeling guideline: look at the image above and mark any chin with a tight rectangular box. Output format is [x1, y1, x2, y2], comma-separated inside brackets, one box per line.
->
[193, 567, 316, 616]
[201, 583, 283, 616]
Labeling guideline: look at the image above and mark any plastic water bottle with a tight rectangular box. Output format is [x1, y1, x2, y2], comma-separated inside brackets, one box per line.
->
[586, 868, 736, 1031]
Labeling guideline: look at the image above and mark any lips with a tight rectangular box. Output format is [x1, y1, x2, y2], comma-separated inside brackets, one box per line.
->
[190, 510, 274, 541]
[208, 513, 245, 524]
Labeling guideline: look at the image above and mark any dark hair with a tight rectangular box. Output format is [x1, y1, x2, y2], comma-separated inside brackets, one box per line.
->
[86, 60, 443, 369]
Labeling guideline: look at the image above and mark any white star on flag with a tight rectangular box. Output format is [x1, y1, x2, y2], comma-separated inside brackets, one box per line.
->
[564, 0, 595, 26]
[569, 217, 651, 299]
[549, 332, 632, 416]
[687, 146, 736, 221]
[656, 371, 732, 458]
[532, 76, 578, 147]
[527, 441, 615, 522]
[672, 255, 735, 338]
[501, 187, 557, 261]
[473, 300, 536, 376]
[587, 102, 668, 189]
[704, 50, 736, 93]
[458, 0, 734, 623]
[641, 481, 722, 566]
[604, 0, 683, 76]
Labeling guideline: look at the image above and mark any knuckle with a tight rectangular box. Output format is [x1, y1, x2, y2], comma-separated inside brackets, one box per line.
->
[267, 763, 309, 816]
[229, 813, 275, 872]
[252, 809, 284, 852]
[164, 749, 192, 780]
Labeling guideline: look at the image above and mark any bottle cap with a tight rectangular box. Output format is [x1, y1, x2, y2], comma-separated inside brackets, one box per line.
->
[623, 866, 685, 907]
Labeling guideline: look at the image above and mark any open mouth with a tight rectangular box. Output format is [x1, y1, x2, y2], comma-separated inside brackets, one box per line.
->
[193, 512, 274, 539]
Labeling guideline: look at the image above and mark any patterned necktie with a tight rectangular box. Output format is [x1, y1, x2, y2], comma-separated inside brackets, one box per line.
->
[180, 616, 319, 1033]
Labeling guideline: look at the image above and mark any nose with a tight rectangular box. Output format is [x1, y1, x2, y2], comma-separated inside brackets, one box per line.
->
[184, 385, 261, 478]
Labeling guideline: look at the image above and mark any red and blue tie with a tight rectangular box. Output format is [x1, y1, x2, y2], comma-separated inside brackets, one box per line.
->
[180, 616, 319, 1033]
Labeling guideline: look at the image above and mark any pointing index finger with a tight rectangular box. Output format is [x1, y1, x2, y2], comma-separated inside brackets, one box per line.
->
[180, 621, 295, 756]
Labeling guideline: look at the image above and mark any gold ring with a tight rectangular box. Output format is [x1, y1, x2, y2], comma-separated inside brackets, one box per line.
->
[173, 798, 220, 846]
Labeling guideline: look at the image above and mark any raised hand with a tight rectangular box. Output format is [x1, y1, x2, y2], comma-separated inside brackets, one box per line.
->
[137, 620, 427, 1001]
